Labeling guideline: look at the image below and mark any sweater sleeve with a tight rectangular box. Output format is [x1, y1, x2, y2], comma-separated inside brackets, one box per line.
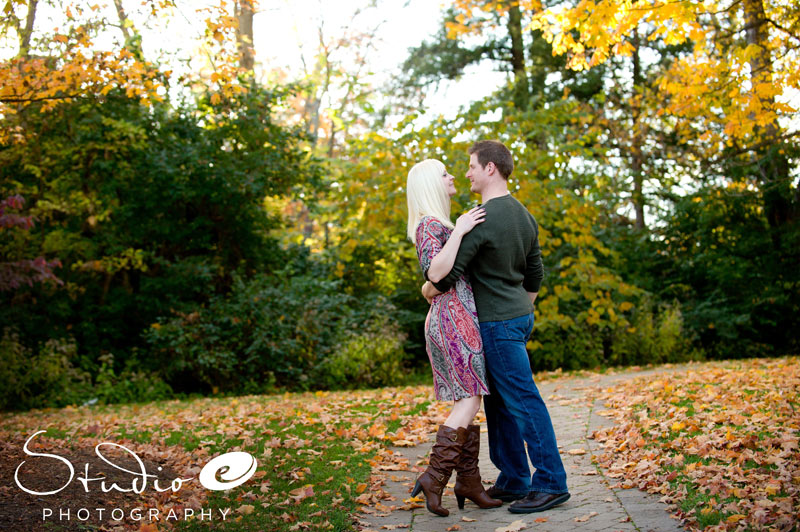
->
[523, 220, 544, 293]
[431, 227, 482, 292]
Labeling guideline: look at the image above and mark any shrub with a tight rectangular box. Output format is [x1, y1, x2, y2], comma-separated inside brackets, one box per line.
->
[528, 298, 702, 371]
[144, 272, 409, 393]
[529, 327, 603, 372]
[0, 328, 91, 410]
[610, 299, 702, 366]
[0, 328, 173, 411]
[92, 352, 173, 405]
[313, 314, 408, 390]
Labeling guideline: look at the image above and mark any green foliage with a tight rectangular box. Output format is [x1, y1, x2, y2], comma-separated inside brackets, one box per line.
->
[144, 270, 409, 394]
[0, 86, 322, 381]
[613, 183, 800, 359]
[0, 328, 91, 410]
[399, 15, 497, 89]
[0, 328, 169, 410]
[610, 299, 700, 366]
[313, 314, 409, 390]
[92, 352, 173, 405]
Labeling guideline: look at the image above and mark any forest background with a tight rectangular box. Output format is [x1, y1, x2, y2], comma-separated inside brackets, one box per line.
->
[1, 0, 798, 411]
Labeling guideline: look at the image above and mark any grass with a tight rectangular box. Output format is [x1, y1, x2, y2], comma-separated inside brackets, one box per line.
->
[0, 385, 436, 532]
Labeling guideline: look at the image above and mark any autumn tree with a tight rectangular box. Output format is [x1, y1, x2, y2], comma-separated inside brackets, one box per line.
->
[0, 1, 164, 127]
[360, 0, 799, 361]
[0, 0, 329, 397]
[529, 0, 799, 237]
[517, 0, 800, 355]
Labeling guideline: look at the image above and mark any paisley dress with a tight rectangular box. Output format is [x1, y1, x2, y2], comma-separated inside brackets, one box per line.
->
[415, 216, 490, 401]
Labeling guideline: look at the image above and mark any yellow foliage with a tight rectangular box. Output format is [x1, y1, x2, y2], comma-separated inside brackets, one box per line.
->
[0, 0, 250, 144]
[523, 0, 797, 150]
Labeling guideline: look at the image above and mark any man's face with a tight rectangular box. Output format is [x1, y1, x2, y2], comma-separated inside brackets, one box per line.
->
[466, 153, 489, 194]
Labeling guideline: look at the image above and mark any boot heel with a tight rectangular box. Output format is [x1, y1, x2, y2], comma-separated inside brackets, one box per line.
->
[456, 494, 465, 509]
[411, 480, 423, 498]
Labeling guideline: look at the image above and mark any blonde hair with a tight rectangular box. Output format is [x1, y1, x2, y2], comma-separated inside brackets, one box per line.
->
[406, 159, 455, 243]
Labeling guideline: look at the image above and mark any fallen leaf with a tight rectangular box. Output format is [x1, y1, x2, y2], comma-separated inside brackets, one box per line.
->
[495, 520, 527, 532]
[574, 511, 598, 522]
[671, 421, 685, 431]
[567, 448, 587, 455]
[237, 504, 255, 515]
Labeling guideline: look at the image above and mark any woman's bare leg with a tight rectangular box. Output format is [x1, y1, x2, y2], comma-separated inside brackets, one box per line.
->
[444, 395, 481, 429]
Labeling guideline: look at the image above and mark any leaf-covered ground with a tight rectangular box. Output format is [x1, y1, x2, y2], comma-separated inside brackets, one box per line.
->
[0, 386, 443, 531]
[2, 358, 797, 531]
[590, 357, 799, 531]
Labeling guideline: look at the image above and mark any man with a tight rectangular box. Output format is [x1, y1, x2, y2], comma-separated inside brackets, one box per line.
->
[422, 140, 569, 513]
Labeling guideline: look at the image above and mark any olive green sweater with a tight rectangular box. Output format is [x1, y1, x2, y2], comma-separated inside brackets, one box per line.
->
[432, 194, 544, 322]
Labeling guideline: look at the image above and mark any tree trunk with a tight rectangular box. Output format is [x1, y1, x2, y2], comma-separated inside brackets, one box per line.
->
[304, 96, 321, 141]
[507, 2, 528, 109]
[743, 0, 793, 234]
[17, 0, 38, 58]
[631, 28, 645, 230]
[236, 0, 255, 73]
[113, 0, 144, 59]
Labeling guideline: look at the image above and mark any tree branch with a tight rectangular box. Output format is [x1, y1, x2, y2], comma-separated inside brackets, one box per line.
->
[0, 93, 83, 104]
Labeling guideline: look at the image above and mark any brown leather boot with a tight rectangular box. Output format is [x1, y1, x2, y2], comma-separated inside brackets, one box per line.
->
[454, 424, 502, 510]
[411, 425, 465, 517]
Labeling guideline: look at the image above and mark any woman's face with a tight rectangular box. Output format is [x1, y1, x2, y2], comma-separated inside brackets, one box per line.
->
[441, 167, 456, 197]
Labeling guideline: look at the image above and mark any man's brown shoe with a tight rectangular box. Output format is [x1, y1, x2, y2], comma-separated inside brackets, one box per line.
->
[508, 491, 570, 513]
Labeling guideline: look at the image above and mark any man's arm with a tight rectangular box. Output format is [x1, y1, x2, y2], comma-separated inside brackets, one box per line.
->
[523, 222, 544, 294]
[431, 228, 483, 293]
[426, 207, 485, 283]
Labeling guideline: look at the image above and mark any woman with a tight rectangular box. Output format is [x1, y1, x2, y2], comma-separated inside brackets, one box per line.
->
[406, 158, 502, 516]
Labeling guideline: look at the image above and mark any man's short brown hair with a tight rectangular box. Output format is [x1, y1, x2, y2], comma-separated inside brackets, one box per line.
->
[468, 140, 514, 180]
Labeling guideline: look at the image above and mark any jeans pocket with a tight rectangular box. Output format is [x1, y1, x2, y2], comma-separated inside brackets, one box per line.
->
[502, 315, 533, 342]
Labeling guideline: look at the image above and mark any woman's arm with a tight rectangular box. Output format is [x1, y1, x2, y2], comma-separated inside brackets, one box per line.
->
[422, 281, 442, 304]
[426, 207, 485, 283]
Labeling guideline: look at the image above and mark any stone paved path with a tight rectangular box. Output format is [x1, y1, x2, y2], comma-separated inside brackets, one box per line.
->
[358, 369, 688, 532]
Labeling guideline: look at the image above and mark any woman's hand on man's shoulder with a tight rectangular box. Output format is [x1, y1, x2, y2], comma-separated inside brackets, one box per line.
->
[454, 207, 486, 236]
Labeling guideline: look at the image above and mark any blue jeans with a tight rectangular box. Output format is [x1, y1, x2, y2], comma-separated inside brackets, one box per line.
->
[480, 313, 568, 495]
